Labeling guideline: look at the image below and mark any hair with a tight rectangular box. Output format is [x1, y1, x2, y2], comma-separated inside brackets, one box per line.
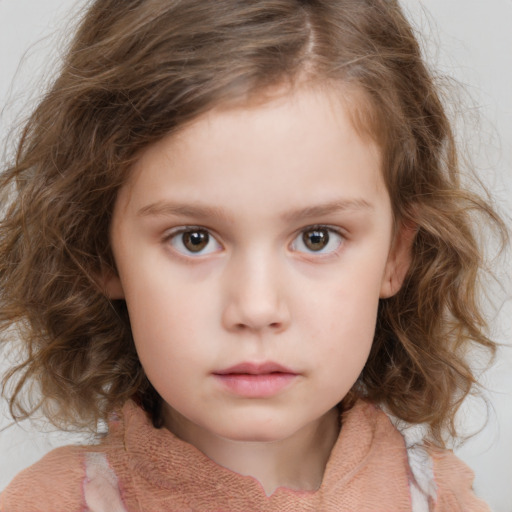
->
[0, 0, 507, 446]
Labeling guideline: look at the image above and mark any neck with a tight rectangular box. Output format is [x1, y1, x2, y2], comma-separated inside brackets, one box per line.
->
[164, 407, 340, 496]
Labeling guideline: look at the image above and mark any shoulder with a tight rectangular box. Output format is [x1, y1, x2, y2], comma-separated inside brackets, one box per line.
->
[428, 447, 490, 512]
[0, 445, 86, 512]
[382, 408, 490, 512]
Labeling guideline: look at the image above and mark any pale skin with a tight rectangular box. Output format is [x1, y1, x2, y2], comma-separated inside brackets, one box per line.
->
[106, 85, 413, 496]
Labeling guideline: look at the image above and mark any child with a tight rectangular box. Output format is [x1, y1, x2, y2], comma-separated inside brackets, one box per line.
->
[0, 0, 507, 510]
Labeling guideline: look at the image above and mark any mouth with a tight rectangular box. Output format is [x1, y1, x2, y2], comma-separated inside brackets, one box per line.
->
[213, 362, 298, 398]
[214, 361, 296, 375]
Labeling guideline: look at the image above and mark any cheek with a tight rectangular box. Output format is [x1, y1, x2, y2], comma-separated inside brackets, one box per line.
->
[122, 251, 214, 323]
[304, 268, 383, 379]
[319, 263, 383, 333]
[127, 295, 206, 403]
[122, 275, 199, 356]
[129, 293, 196, 345]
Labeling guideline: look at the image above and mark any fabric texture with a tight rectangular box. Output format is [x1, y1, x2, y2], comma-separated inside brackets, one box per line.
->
[0, 400, 489, 512]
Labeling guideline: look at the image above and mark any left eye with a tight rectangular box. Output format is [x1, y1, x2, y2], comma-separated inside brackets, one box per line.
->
[290, 226, 344, 254]
[166, 228, 222, 256]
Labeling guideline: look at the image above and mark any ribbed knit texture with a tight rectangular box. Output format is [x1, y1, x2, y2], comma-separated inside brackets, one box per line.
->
[0, 400, 489, 512]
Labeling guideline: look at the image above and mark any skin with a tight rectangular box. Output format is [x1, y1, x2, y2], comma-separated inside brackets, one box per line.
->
[107, 85, 412, 496]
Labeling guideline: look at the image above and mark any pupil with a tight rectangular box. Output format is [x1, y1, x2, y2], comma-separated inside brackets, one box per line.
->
[304, 229, 329, 251]
[184, 230, 209, 252]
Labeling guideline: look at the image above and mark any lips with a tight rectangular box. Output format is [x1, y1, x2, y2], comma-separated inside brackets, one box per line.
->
[213, 362, 298, 397]
[214, 362, 296, 375]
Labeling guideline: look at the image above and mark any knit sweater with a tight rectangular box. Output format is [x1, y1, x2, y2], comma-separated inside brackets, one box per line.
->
[0, 400, 489, 512]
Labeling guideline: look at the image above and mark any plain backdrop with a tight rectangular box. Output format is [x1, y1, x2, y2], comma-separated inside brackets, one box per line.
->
[0, 1, 511, 511]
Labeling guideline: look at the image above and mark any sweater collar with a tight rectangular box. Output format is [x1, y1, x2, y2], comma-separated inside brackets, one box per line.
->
[113, 399, 399, 500]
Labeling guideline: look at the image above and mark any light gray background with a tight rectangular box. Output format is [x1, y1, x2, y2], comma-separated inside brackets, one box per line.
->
[0, 1, 511, 510]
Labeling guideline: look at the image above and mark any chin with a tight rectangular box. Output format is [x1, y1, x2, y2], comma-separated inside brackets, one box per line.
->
[214, 417, 299, 444]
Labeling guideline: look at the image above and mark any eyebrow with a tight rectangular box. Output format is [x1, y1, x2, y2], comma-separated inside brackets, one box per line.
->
[281, 198, 373, 222]
[137, 198, 373, 222]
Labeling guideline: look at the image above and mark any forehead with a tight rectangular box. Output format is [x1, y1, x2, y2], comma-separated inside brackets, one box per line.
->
[116, 84, 387, 220]
[219, 79, 383, 150]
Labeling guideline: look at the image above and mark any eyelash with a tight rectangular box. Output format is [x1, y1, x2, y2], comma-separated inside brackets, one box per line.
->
[290, 225, 345, 256]
[163, 226, 222, 257]
[162, 225, 345, 258]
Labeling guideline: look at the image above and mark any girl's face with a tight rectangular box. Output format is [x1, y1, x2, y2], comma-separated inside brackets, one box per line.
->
[108, 86, 411, 444]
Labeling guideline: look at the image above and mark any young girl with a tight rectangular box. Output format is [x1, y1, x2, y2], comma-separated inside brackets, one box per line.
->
[0, 0, 507, 510]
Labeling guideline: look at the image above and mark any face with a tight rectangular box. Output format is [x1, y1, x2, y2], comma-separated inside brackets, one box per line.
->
[108, 86, 411, 445]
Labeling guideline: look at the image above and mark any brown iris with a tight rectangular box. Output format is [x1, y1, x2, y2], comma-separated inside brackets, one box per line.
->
[302, 228, 330, 251]
[182, 229, 210, 252]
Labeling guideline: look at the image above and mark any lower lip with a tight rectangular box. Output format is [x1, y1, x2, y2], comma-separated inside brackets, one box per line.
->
[213, 373, 297, 397]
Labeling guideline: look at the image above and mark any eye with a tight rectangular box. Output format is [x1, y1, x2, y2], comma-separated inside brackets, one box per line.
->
[166, 227, 222, 256]
[290, 226, 344, 255]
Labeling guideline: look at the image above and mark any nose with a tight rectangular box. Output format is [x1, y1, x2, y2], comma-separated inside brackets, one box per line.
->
[221, 252, 291, 334]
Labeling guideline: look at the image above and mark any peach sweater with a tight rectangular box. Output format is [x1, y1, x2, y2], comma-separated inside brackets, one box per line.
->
[1, 400, 489, 512]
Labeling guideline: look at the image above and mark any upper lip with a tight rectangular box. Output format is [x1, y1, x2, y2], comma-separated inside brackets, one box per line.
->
[214, 362, 297, 375]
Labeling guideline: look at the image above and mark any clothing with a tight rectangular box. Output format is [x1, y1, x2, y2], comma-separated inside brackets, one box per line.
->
[0, 400, 489, 512]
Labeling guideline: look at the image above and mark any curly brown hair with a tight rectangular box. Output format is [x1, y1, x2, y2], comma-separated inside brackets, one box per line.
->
[0, 0, 507, 445]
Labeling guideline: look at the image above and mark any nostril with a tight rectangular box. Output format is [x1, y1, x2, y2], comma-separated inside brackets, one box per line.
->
[234, 322, 281, 331]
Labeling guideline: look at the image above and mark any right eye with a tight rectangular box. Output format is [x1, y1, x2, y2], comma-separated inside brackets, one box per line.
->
[290, 225, 344, 255]
[166, 227, 222, 256]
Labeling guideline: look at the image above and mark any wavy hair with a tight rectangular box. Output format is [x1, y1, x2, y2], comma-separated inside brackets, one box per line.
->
[0, 0, 507, 445]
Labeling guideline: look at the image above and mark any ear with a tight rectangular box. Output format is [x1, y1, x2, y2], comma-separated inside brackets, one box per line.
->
[101, 268, 125, 300]
[379, 222, 416, 299]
